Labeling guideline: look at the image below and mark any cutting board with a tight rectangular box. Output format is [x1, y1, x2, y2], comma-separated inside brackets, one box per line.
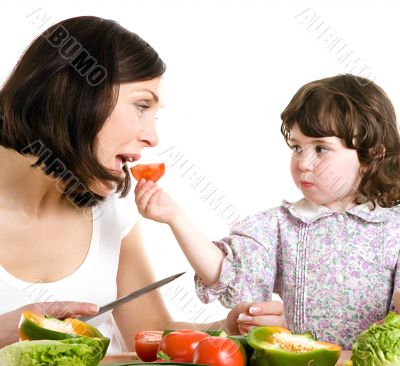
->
[101, 350, 352, 365]
[101, 353, 138, 364]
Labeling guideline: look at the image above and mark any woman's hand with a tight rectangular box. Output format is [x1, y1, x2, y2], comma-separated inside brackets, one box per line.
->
[0, 301, 98, 348]
[134, 179, 180, 224]
[226, 301, 287, 335]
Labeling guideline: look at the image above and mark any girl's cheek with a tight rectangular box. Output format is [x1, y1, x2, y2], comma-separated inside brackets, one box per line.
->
[313, 160, 329, 178]
[290, 158, 299, 176]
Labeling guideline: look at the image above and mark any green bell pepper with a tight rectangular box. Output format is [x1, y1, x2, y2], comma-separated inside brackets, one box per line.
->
[18, 310, 110, 358]
[247, 326, 341, 366]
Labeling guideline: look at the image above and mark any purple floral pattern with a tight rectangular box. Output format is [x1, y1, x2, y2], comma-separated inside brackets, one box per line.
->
[195, 198, 400, 349]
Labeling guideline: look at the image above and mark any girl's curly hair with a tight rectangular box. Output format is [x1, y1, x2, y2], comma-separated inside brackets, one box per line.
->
[281, 74, 400, 208]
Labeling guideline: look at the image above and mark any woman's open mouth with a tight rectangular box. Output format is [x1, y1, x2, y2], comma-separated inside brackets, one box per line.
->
[115, 154, 141, 175]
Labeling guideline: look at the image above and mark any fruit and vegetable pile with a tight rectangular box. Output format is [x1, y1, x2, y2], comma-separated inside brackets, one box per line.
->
[3, 310, 400, 365]
[134, 326, 342, 366]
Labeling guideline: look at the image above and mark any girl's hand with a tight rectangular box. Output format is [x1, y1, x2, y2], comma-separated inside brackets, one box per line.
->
[394, 290, 400, 313]
[0, 301, 98, 347]
[226, 301, 287, 335]
[374, 291, 400, 325]
[134, 179, 180, 224]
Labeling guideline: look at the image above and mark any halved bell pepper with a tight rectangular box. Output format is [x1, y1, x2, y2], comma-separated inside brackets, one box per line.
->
[18, 311, 110, 357]
[247, 326, 341, 366]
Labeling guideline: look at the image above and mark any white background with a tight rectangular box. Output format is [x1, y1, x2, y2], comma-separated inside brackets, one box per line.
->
[1, 0, 399, 325]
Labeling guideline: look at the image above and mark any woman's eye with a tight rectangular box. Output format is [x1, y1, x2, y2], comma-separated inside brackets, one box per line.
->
[316, 146, 329, 154]
[135, 104, 150, 113]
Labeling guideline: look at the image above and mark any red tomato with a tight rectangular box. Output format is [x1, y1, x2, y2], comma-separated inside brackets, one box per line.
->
[158, 329, 209, 362]
[193, 336, 246, 366]
[134, 331, 163, 362]
[130, 163, 165, 182]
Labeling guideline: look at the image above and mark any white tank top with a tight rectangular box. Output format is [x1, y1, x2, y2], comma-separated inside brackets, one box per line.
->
[0, 188, 138, 353]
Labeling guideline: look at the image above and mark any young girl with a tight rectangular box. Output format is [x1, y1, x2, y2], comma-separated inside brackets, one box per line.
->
[135, 74, 400, 349]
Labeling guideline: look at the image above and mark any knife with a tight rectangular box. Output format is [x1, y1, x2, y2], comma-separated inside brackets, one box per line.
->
[80, 272, 185, 321]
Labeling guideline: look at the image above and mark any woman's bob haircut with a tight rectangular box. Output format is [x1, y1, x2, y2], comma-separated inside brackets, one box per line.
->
[0, 16, 166, 207]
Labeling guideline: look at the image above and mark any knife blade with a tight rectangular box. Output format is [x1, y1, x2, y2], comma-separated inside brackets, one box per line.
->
[80, 272, 185, 321]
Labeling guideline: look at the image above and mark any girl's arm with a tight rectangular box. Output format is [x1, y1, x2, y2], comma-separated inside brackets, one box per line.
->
[134, 179, 225, 286]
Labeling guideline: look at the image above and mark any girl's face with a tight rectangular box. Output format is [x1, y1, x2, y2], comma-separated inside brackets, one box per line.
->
[289, 123, 362, 211]
[91, 77, 162, 196]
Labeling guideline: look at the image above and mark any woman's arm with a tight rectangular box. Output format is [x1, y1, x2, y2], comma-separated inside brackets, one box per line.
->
[113, 221, 173, 350]
[113, 221, 229, 351]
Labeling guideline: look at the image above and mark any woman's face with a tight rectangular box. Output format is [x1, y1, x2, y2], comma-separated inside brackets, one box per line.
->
[92, 77, 162, 196]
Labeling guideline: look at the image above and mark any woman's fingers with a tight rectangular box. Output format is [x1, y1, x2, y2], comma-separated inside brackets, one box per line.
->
[30, 301, 98, 318]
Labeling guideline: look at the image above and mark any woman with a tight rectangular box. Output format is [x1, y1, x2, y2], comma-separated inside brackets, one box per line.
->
[0, 15, 235, 353]
[0, 17, 175, 352]
[0, 15, 289, 354]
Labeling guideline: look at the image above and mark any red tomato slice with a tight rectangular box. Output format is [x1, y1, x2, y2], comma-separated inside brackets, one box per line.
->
[134, 331, 163, 362]
[193, 336, 246, 366]
[158, 329, 209, 362]
[130, 163, 165, 182]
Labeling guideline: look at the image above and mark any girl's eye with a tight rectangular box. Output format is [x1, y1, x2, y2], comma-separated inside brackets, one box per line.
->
[316, 146, 329, 154]
[291, 145, 302, 153]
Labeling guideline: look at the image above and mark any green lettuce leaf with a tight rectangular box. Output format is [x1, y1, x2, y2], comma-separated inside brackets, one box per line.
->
[0, 336, 103, 366]
[352, 312, 400, 366]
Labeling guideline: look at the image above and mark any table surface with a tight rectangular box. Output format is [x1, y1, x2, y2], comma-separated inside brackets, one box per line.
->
[101, 350, 352, 365]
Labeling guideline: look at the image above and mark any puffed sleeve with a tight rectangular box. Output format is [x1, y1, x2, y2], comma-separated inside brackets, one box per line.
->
[195, 207, 280, 308]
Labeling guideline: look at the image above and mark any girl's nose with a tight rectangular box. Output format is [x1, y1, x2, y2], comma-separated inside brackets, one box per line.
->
[298, 150, 315, 171]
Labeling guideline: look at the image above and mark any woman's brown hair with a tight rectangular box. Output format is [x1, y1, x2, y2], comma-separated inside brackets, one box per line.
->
[281, 74, 400, 208]
[0, 16, 165, 207]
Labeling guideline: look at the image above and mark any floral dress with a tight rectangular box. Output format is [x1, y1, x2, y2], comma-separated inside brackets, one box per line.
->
[195, 198, 400, 349]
